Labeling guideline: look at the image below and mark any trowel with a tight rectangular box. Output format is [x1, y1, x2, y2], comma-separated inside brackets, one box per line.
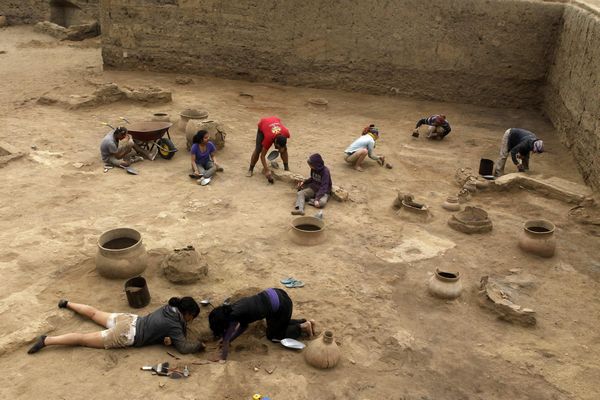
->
[271, 338, 305, 350]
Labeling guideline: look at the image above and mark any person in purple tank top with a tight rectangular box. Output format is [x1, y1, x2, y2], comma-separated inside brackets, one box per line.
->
[207, 288, 316, 361]
[189, 130, 223, 185]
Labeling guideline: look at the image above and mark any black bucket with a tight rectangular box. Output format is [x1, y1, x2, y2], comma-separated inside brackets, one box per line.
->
[479, 158, 494, 176]
[124, 276, 151, 308]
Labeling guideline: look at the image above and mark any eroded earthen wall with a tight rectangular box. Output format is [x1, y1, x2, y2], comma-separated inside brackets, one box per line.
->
[99, 0, 563, 109]
[0, 0, 99, 25]
[544, 4, 600, 190]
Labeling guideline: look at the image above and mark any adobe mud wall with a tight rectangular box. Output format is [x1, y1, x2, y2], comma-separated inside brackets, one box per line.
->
[99, 0, 564, 109]
[0, 0, 98, 25]
[544, 4, 600, 191]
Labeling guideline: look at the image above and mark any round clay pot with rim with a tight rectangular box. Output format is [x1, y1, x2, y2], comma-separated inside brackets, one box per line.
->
[178, 109, 209, 132]
[518, 219, 556, 258]
[442, 196, 461, 212]
[96, 228, 148, 279]
[151, 112, 171, 122]
[304, 330, 341, 369]
[290, 216, 325, 246]
[428, 268, 463, 299]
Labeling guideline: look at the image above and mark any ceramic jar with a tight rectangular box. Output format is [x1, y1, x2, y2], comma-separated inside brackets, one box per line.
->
[442, 196, 461, 212]
[463, 179, 477, 193]
[96, 228, 148, 279]
[518, 219, 556, 258]
[151, 112, 171, 122]
[178, 109, 208, 132]
[304, 331, 341, 369]
[428, 268, 463, 299]
[290, 216, 325, 246]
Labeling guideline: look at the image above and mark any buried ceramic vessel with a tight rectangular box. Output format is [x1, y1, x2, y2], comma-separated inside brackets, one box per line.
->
[442, 196, 461, 212]
[151, 112, 171, 122]
[518, 219, 556, 258]
[304, 330, 341, 369]
[178, 108, 208, 132]
[428, 268, 463, 299]
[289, 216, 325, 246]
[96, 228, 148, 279]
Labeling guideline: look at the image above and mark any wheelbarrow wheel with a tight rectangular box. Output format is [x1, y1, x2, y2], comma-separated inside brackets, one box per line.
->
[157, 138, 176, 160]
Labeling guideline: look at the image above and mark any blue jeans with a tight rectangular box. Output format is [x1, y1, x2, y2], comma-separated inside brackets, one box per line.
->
[196, 160, 216, 178]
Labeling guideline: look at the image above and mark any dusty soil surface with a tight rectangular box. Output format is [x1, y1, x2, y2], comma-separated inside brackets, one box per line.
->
[1, 26, 599, 400]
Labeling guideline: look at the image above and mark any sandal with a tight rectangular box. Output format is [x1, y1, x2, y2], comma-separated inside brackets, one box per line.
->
[285, 280, 305, 288]
[280, 277, 295, 285]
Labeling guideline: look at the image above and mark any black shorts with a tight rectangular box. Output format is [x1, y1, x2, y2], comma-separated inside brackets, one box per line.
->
[255, 129, 265, 153]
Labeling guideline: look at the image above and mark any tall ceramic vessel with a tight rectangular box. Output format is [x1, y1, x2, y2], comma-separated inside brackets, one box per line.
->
[96, 228, 148, 279]
[518, 220, 556, 257]
[428, 269, 463, 299]
[304, 331, 341, 369]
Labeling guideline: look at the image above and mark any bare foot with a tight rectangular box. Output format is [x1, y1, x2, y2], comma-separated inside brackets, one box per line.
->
[309, 319, 317, 337]
[354, 166, 364, 172]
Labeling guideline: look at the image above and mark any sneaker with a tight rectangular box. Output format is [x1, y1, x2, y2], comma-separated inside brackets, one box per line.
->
[246, 170, 253, 177]
[27, 335, 47, 354]
[199, 177, 212, 186]
[58, 299, 69, 309]
[291, 209, 304, 216]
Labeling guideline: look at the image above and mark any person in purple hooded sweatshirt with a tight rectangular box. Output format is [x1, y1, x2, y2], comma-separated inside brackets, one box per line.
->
[291, 153, 332, 216]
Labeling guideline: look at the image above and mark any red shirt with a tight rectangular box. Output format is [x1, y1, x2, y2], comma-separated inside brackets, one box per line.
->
[257, 117, 290, 149]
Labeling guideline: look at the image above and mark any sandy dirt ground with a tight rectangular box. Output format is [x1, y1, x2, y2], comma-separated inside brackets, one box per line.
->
[1, 26, 599, 400]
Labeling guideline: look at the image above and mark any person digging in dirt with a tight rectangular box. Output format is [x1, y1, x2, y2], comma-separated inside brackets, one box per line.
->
[291, 153, 332, 216]
[246, 116, 290, 184]
[100, 126, 152, 167]
[412, 114, 451, 139]
[344, 125, 385, 172]
[493, 128, 544, 177]
[207, 288, 315, 362]
[188, 129, 223, 186]
[27, 297, 205, 355]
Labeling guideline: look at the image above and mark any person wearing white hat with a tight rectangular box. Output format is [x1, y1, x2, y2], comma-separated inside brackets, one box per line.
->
[494, 128, 544, 177]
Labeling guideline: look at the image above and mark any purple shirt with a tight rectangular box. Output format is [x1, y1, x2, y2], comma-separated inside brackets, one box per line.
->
[191, 141, 216, 165]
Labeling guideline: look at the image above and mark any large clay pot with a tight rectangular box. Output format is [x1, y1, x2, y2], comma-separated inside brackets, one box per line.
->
[304, 331, 341, 369]
[518, 219, 556, 258]
[178, 109, 208, 132]
[96, 228, 148, 279]
[185, 119, 227, 151]
[290, 216, 325, 246]
[428, 268, 463, 299]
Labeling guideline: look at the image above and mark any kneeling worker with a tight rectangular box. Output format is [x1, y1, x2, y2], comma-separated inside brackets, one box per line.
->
[344, 125, 385, 172]
[100, 126, 151, 167]
[412, 114, 451, 139]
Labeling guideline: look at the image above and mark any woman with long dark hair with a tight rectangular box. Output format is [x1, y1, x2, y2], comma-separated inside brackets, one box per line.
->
[28, 297, 204, 354]
[208, 288, 315, 361]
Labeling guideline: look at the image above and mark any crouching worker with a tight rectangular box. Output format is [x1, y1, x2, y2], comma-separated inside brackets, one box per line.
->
[412, 114, 451, 139]
[247, 116, 291, 184]
[189, 130, 223, 186]
[344, 125, 385, 172]
[100, 126, 151, 167]
[208, 288, 315, 362]
[28, 297, 205, 354]
[292, 153, 332, 216]
[493, 128, 544, 177]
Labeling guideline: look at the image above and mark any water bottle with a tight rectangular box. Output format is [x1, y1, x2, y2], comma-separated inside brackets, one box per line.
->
[183, 365, 189, 377]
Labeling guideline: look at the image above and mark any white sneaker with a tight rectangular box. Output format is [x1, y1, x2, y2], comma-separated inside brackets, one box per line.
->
[199, 177, 212, 186]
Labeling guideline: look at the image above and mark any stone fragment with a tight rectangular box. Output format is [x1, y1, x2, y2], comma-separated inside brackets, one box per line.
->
[161, 245, 208, 284]
[0, 142, 24, 168]
[123, 86, 172, 103]
[34, 21, 99, 41]
[478, 276, 536, 326]
[331, 185, 349, 202]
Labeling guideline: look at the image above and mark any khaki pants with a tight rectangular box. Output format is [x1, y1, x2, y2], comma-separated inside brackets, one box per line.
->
[101, 313, 138, 349]
[494, 129, 511, 176]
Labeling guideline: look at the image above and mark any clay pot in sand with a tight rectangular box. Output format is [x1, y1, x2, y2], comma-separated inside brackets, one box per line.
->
[518, 219, 556, 258]
[457, 188, 471, 204]
[151, 112, 171, 122]
[304, 331, 340, 369]
[185, 119, 227, 151]
[442, 196, 461, 212]
[96, 228, 148, 279]
[428, 268, 463, 299]
[463, 179, 477, 193]
[290, 216, 325, 246]
[178, 108, 208, 132]
[448, 206, 493, 234]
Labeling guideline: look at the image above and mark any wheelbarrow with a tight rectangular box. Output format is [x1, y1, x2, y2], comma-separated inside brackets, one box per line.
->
[127, 121, 177, 160]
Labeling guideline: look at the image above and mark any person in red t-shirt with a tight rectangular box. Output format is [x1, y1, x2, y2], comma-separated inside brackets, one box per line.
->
[247, 116, 290, 184]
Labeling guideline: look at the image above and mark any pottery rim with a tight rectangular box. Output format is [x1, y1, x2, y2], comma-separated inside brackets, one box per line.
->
[434, 268, 460, 282]
[523, 219, 555, 235]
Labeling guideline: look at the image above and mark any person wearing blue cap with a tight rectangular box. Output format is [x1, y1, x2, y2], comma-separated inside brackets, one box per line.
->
[494, 128, 544, 177]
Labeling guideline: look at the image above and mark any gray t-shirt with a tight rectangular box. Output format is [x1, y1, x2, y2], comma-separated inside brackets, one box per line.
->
[100, 131, 119, 162]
